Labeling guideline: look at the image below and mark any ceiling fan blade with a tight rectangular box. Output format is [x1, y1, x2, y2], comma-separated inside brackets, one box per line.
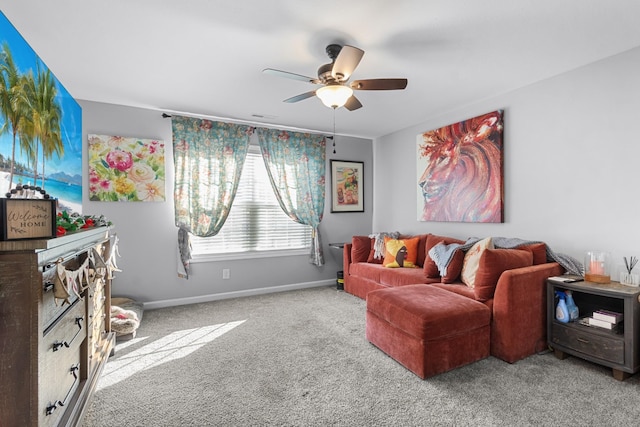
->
[263, 68, 320, 84]
[344, 95, 362, 111]
[350, 78, 408, 90]
[331, 45, 364, 81]
[283, 91, 317, 103]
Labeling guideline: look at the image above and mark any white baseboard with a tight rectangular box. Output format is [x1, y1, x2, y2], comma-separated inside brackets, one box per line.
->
[142, 279, 335, 310]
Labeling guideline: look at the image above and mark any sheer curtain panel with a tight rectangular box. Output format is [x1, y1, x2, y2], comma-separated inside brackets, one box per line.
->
[172, 116, 252, 277]
[257, 128, 326, 266]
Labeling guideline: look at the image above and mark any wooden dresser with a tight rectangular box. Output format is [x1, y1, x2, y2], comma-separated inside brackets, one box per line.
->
[0, 227, 116, 427]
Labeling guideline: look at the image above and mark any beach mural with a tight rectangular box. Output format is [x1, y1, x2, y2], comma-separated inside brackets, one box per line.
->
[417, 110, 504, 223]
[0, 12, 82, 213]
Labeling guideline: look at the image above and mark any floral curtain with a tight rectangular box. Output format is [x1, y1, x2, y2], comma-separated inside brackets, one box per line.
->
[172, 116, 252, 278]
[256, 128, 326, 266]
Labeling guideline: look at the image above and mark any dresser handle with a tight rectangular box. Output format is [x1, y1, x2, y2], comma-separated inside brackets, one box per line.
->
[52, 341, 70, 352]
[577, 337, 590, 344]
[43, 281, 54, 292]
[45, 374, 77, 415]
[75, 316, 84, 329]
[70, 364, 79, 380]
[46, 400, 64, 415]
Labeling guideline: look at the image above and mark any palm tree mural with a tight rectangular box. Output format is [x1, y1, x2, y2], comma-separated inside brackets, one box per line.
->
[21, 63, 63, 189]
[0, 41, 27, 189]
[0, 13, 82, 211]
[0, 42, 63, 192]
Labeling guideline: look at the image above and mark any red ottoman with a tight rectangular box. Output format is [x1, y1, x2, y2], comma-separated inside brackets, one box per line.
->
[366, 284, 491, 379]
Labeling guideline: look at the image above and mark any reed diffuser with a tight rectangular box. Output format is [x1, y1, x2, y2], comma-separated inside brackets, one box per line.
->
[620, 256, 640, 286]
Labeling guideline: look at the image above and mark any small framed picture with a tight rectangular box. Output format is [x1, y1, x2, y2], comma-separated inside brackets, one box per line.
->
[331, 160, 364, 213]
[0, 198, 57, 241]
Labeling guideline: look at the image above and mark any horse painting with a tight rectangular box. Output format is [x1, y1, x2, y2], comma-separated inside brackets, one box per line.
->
[417, 110, 503, 223]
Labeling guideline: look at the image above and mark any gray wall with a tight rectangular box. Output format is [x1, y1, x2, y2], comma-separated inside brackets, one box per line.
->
[80, 101, 373, 308]
[373, 46, 640, 278]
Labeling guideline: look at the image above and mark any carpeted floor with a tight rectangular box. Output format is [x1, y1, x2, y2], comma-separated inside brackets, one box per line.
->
[82, 286, 640, 426]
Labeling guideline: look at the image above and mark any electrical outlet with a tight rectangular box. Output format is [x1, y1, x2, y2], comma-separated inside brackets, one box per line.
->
[222, 268, 230, 279]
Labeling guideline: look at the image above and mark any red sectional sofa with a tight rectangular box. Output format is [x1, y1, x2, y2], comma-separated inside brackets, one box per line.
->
[343, 234, 564, 365]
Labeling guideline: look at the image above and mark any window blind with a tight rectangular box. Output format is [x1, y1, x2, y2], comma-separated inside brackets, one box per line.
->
[190, 147, 312, 256]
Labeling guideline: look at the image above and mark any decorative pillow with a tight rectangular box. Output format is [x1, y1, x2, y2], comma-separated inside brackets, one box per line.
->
[461, 237, 494, 288]
[351, 236, 371, 264]
[441, 249, 465, 283]
[414, 234, 429, 268]
[516, 243, 547, 265]
[366, 238, 384, 264]
[423, 234, 465, 278]
[383, 236, 420, 268]
[473, 249, 534, 301]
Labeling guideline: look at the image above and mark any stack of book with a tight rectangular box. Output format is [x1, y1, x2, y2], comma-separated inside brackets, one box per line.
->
[586, 310, 623, 330]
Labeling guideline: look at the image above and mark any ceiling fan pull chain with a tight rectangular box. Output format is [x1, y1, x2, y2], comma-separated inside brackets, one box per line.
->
[332, 108, 337, 154]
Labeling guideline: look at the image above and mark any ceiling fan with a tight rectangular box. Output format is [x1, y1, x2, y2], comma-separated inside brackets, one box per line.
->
[263, 44, 408, 111]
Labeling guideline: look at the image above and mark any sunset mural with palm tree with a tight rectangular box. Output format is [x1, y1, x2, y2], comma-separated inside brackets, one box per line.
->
[0, 12, 82, 212]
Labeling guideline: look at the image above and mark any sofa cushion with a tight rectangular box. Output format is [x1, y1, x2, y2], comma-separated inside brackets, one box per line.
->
[461, 237, 494, 288]
[367, 243, 384, 263]
[516, 243, 547, 265]
[351, 236, 372, 264]
[383, 236, 420, 268]
[424, 234, 465, 278]
[366, 237, 385, 264]
[350, 262, 385, 283]
[379, 267, 436, 287]
[441, 249, 465, 283]
[474, 248, 534, 301]
[412, 233, 429, 268]
[367, 284, 490, 340]
[432, 283, 476, 299]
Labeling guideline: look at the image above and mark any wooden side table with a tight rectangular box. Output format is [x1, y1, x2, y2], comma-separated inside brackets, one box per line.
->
[547, 279, 640, 380]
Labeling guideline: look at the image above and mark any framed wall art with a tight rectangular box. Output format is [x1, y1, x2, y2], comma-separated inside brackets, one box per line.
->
[331, 160, 364, 213]
[88, 134, 165, 202]
[416, 110, 504, 223]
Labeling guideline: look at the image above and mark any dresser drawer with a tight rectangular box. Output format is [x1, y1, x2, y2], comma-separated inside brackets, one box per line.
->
[550, 323, 624, 364]
[39, 346, 81, 427]
[89, 305, 106, 342]
[88, 306, 107, 373]
[42, 299, 86, 353]
[87, 276, 106, 321]
[40, 300, 86, 426]
[42, 263, 82, 332]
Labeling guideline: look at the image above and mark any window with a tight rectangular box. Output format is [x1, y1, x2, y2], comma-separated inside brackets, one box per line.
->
[191, 145, 312, 260]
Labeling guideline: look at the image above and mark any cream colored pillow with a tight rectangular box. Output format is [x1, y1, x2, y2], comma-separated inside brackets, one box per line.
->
[461, 237, 494, 288]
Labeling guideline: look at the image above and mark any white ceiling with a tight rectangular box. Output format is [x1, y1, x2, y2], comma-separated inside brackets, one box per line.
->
[3, 0, 640, 139]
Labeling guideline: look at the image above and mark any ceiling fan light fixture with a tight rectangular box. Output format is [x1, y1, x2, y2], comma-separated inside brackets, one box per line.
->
[316, 85, 353, 109]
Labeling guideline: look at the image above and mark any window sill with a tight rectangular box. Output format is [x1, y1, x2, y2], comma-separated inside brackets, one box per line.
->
[191, 248, 310, 263]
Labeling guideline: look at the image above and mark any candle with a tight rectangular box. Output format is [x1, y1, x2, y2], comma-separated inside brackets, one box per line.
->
[590, 260, 604, 275]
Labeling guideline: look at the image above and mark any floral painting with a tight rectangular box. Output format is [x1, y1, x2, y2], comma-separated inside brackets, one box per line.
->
[416, 110, 503, 222]
[88, 134, 165, 202]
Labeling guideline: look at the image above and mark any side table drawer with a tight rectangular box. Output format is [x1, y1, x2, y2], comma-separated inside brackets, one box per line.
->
[550, 323, 624, 364]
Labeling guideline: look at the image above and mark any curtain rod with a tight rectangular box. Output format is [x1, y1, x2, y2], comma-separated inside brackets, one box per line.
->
[161, 111, 334, 139]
